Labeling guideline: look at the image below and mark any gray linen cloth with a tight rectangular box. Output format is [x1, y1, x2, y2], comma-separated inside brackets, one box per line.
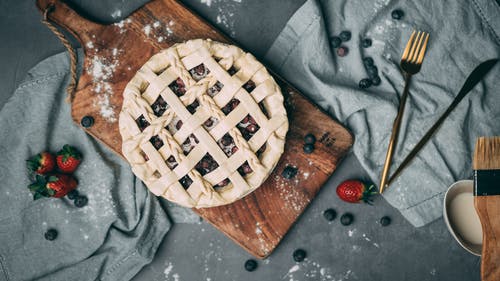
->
[265, 0, 500, 227]
[0, 52, 172, 280]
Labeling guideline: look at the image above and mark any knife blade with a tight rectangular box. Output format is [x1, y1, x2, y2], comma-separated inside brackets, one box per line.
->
[387, 58, 499, 186]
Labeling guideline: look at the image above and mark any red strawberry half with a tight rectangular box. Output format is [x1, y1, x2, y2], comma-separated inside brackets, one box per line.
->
[27, 151, 56, 175]
[336, 179, 376, 204]
[56, 145, 82, 173]
[28, 174, 78, 200]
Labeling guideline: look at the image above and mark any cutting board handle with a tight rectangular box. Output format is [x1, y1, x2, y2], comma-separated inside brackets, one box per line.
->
[475, 196, 500, 281]
[36, 0, 102, 43]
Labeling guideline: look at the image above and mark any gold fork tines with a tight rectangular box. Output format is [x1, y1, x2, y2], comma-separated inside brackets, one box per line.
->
[379, 30, 430, 194]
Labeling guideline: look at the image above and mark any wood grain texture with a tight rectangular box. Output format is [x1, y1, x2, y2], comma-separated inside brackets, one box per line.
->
[475, 196, 500, 281]
[36, 0, 353, 258]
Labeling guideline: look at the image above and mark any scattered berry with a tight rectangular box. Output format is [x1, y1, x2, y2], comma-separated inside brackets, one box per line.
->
[303, 144, 315, 154]
[391, 9, 404, 20]
[282, 166, 298, 179]
[330, 36, 342, 48]
[67, 189, 79, 200]
[336, 179, 376, 203]
[323, 209, 337, 221]
[363, 57, 374, 67]
[304, 133, 316, 145]
[27, 152, 56, 175]
[74, 195, 88, 208]
[244, 259, 258, 272]
[56, 145, 82, 173]
[361, 38, 372, 48]
[293, 249, 307, 262]
[80, 116, 94, 128]
[339, 31, 351, 42]
[44, 229, 58, 241]
[367, 65, 378, 79]
[380, 216, 391, 226]
[372, 76, 382, 86]
[337, 46, 349, 57]
[340, 213, 354, 226]
[359, 78, 372, 89]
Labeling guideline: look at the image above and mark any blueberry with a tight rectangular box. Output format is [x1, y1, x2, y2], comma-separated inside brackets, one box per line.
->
[81, 116, 94, 128]
[358, 78, 372, 89]
[304, 133, 316, 145]
[330, 36, 342, 48]
[282, 166, 298, 179]
[244, 259, 258, 272]
[366, 65, 378, 79]
[363, 57, 374, 67]
[339, 31, 351, 42]
[340, 213, 354, 226]
[74, 195, 88, 208]
[391, 9, 404, 20]
[293, 249, 307, 262]
[323, 208, 337, 221]
[303, 144, 315, 154]
[380, 216, 391, 226]
[361, 38, 372, 48]
[372, 76, 382, 86]
[44, 228, 58, 241]
[67, 189, 79, 200]
[337, 46, 349, 57]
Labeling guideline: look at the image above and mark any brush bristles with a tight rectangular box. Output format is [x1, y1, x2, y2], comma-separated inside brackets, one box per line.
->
[473, 137, 500, 170]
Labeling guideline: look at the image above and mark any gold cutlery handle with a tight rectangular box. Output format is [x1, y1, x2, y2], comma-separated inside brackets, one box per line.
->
[379, 74, 412, 193]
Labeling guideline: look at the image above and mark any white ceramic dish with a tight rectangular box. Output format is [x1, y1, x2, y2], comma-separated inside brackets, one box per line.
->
[443, 180, 482, 256]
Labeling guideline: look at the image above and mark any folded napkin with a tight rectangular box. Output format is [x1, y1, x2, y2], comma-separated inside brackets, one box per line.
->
[265, 0, 500, 227]
[0, 51, 172, 281]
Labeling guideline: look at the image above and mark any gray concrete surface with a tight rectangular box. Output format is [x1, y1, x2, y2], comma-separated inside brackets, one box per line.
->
[0, 0, 480, 280]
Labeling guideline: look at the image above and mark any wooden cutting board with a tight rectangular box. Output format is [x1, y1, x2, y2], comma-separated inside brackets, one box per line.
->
[36, 0, 353, 258]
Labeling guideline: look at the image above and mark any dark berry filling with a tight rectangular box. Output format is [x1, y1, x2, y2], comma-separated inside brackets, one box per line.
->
[168, 78, 186, 96]
[195, 153, 219, 176]
[140, 150, 149, 161]
[151, 95, 168, 117]
[242, 80, 256, 93]
[214, 178, 230, 189]
[165, 155, 178, 170]
[135, 114, 150, 132]
[259, 102, 269, 118]
[203, 117, 218, 130]
[186, 99, 200, 114]
[237, 115, 260, 141]
[179, 175, 193, 189]
[150, 135, 164, 150]
[189, 63, 210, 81]
[256, 143, 266, 157]
[182, 134, 199, 155]
[227, 66, 238, 76]
[221, 98, 240, 115]
[217, 133, 238, 157]
[237, 161, 253, 176]
[208, 81, 224, 97]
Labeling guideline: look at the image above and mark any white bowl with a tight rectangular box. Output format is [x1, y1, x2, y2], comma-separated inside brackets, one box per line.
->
[443, 180, 482, 256]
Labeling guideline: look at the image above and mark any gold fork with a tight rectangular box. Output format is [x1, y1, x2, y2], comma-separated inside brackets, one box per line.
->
[379, 30, 430, 194]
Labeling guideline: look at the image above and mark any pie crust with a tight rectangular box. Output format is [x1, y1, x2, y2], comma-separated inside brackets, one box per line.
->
[119, 39, 288, 208]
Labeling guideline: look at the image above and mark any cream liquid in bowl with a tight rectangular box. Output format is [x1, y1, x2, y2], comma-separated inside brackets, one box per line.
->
[443, 179, 482, 256]
[449, 192, 483, 245]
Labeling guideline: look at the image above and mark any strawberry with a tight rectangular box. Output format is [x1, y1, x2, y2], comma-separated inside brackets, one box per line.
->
[336, 179, 376, 204]
[56, 145, 82, 173]
[27, 151, 56, 175]
[28, 174, 78, 200]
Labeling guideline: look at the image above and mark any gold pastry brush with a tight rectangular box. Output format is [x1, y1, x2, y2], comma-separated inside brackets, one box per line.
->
[473, 136, 500, 281]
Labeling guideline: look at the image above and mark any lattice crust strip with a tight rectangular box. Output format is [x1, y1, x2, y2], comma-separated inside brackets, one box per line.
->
[119, 39, 288, 208]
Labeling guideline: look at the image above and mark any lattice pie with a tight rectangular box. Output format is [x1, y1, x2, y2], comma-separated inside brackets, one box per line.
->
[119, 39, 288, 208]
